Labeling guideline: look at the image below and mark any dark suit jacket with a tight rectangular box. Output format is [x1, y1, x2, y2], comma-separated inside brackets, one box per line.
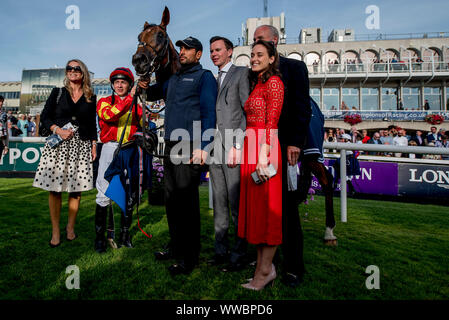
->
[411, 135, 425, 146]
[367, 138, 382, 155]
[278, 56, 311, 149]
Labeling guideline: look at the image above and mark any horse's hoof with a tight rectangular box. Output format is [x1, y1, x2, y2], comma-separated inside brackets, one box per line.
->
[324, 227, 337, 240]
[324, 239, 338, 246]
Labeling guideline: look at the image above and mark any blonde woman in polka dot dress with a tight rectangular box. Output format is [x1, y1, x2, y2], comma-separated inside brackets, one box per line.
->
[33, 59, 97, 248]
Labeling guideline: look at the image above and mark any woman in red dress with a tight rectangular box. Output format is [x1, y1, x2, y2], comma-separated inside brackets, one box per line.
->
[238, 40, 284, 290]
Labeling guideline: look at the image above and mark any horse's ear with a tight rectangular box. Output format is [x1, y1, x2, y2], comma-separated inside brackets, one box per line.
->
[160, 6, 170, 29]
[143, 21, 150, 30]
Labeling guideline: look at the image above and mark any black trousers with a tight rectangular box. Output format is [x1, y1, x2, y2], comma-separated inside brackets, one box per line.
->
[164, 141, 202, 267]
[280, 145, 305, 276]
[0, 143, 4, 162]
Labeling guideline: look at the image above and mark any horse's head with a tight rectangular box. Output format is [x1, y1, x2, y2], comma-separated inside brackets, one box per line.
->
[132, 6, 171, 78]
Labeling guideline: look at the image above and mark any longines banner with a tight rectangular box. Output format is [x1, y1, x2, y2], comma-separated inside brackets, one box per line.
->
[308, 160, 449, 198]
[398, 164, 449, 197]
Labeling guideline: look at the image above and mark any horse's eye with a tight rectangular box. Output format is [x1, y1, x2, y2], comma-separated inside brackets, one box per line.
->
[157, 32, 164, 39]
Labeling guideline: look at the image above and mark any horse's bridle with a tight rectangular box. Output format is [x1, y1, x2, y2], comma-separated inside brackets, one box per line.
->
[137, 32, 170, 77]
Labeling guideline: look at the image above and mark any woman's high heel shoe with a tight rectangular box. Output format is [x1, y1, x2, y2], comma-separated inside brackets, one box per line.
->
[241, 264, 276, 291]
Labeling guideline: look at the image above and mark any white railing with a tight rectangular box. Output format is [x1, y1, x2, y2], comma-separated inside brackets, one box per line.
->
[324, 142, 449, 223]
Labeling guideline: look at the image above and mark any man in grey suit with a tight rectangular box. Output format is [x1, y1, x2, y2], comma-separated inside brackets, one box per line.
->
[208, 36, 249, 271]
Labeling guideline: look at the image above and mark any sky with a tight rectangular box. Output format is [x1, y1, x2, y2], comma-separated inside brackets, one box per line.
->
[1, 0, 448, 81]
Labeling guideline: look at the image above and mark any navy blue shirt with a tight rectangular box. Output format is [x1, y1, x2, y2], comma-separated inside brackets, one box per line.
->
[146, 63, 217, 150]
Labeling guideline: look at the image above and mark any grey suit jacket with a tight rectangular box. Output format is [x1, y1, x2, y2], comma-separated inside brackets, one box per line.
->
[215, 64, 250, 151]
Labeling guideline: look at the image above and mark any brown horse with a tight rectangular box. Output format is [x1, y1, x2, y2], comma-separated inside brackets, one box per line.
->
[132, 6, 180, 83]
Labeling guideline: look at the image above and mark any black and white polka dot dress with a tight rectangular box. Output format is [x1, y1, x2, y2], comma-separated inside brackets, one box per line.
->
[33, 126, 93, 193]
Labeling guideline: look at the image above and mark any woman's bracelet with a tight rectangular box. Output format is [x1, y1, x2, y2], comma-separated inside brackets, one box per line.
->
[92, 141, 97, 146]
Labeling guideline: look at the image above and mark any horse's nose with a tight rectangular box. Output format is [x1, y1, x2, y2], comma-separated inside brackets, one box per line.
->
[132, 53, 143, 65]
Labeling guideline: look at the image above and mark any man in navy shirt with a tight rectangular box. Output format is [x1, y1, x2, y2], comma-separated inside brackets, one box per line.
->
[139, 36, 217, 275]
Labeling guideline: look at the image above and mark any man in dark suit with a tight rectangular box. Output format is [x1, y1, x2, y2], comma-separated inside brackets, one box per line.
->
[411, 130, 424, 158]
[367, 132, 383, 156]
[426, 126, 441, 145]
[208, 36, 249, 271]
[253, 25, 312, 287]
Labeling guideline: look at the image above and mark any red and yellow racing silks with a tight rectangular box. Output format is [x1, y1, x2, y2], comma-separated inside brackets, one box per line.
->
[97, 94, 143, 144]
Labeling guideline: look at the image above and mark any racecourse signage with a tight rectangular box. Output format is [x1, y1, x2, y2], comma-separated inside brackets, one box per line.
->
[398, 164, 449, 197]
[0, 142, 44, 172]
[322, 111, 449, 121]
[309, 160, 449, 198]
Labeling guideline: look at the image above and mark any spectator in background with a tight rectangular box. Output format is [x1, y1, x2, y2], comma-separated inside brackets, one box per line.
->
[361, 129, 371, 143]
[393, 129, 408, 157]
[435, 135, 449, 160]
[0, 95, 9, 161]
[426, 126, 441, 145]
[326, 128, 336, 143]
[9, 114, 22, 137]
[337, 128, 346, 140]
[367, 132, 383, 156]
[7, 110, 17, 124]
[423, 99, 430, 111]
[379, 130, 388, 144]
[17, 114, 28, 138]
[412, 130, 425, 146]
[27, 116, 36, 137]
[397, 99, 404, 110]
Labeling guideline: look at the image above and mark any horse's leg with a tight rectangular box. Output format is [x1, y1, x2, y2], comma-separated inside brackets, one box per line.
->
[297, 159, 313, 204]
[310, 161, 337, 246]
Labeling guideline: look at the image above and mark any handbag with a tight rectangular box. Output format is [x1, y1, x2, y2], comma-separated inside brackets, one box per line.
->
[39, 88, 63, 137]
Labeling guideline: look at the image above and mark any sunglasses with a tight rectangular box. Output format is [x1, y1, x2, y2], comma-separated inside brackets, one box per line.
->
[66, 65, 82, 73]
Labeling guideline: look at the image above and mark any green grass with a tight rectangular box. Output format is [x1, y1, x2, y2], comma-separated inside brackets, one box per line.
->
[0, 178, 448, 300]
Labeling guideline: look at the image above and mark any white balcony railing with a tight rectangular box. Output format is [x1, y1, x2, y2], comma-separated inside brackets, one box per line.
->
[308, 61, 449, 75]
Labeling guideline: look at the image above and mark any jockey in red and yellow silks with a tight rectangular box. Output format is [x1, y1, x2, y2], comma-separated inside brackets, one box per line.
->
[96, 93, 143, 144]
[94, 67, 144, 253]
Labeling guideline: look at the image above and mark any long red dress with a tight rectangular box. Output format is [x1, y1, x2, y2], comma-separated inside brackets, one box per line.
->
[238, 75, 284, 245]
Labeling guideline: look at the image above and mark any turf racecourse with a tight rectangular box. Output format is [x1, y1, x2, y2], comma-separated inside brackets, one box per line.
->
[0, 178, 448, 300]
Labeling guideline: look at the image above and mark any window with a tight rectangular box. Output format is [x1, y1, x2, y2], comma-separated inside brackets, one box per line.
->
[323, 88, 339, 110]
[445, 87, 449, 111]
[403, 87, 420, 110]
[0, 91, 20, 99]
[424, 87, 441, 110]
[310, 88, 321, 108]
[342, 88, 359, 110]
[381, 87, 398, 110]
[361, 88, 379, 110]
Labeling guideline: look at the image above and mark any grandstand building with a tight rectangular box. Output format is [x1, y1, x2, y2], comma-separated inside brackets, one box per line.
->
[234, 16, 449, 131]
[0, 68, 113, 114]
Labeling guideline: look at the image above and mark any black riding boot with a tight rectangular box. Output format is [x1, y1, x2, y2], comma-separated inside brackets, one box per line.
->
[94, 204, 108, 253]
[118, 207, 134, 248]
